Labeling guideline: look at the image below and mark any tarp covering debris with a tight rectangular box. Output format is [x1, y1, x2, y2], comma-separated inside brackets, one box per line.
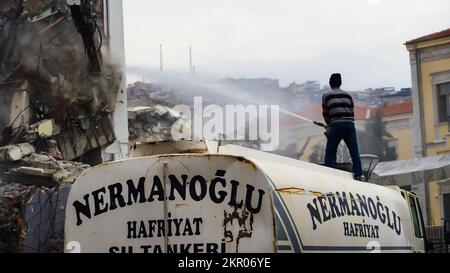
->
[372, 155, 450, 226]
[0, 182, 33, 253]
[373, 155, 450, 186]
[0, 181, 70, 253]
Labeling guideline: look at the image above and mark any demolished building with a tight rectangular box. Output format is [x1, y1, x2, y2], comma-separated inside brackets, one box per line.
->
[0, 0, 127, 253]
[128, 105, 184, 143]
[126, 81, 262, 150]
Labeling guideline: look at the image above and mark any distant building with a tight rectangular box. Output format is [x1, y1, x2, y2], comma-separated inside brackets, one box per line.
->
[405, 28, 450, 158]
[383, 102, 414, 160]
[357, 87, 412, 106]
[127, 81, 152, 98]
[381, 90, 412, 105]
[362, 88, 386, 106]
[400, 88, 413, 96]
[287, 81, 321, 102]
[381, 87, 396, 94]
[127, 81, 176, 107]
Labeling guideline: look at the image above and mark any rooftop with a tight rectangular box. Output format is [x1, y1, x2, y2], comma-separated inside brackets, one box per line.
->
[383, 101, 413, 117]
[405, 28, 450, 45]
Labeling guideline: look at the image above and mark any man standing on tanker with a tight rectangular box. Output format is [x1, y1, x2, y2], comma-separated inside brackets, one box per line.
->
[322, 73, 364, 181]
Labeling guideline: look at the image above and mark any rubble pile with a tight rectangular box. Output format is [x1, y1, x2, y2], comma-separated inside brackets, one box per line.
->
[0, 0, 120, 162]
[127, 82, 262, 149]
[0, 180, 70, 253]
[0, 146, 88, 254]
[0, 182, 34, 253]
[128, 105, 183, 143]
[127, 82, 187, 143]
[4, 152, 91, 187]
[128, 81, 177, 107]
[0, 0, 122, 253]
[128, 81, 198, 108]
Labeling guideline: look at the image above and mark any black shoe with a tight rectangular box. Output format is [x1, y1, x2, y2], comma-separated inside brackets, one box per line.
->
[354, 175, 366, 182]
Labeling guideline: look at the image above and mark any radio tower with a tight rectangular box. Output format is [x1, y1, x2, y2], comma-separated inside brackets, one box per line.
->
[189, 45, 194, 74]
[160, 44, 164, 72]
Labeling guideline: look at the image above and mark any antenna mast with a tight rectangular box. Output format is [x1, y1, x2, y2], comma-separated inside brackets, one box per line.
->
[189, 45, 193, 74]
[160, 44, 164, 72]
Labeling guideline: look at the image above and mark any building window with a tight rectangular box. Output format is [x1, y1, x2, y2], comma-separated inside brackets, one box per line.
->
[437, 82, 450, 123]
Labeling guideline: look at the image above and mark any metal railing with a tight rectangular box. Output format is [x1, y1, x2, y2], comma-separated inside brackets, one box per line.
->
[425, 221, 450, 253]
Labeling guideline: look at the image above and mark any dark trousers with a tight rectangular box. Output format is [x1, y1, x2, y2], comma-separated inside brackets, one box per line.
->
[324, 122, 363, 177]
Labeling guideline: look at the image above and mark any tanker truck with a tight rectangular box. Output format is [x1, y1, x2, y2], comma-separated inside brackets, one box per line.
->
[0, 0, 428, 254]
[64, 141, 428, 253]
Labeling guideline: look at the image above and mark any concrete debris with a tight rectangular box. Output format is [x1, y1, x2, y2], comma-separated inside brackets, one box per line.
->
[55, 114, 116, 161]
[130, 140, 212, 158]
[0, 1, 121, 253]
[0, 143, 35, 162]
[32, 119, 60, 139]
[128, 81, 180, 108]
[0, 0, 119, 159]
[128, 81, 262, 149]
[0, 145, 22, 162]
[0, 181, 34, 253]
[6, 153, 91, 187]
[0, 148, 89, 253]
[0, 180, 70, 253]
[128, 105, 182, 143]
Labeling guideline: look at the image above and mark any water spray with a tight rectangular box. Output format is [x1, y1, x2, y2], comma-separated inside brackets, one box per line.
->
[126, 66, 329, 130]
[279, 109, 328, 129]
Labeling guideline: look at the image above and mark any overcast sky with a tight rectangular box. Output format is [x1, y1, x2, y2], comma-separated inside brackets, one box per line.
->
[123, 0, 450, 90]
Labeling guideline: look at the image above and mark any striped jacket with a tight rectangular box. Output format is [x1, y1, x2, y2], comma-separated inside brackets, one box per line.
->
[322, 89, 355, 125]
